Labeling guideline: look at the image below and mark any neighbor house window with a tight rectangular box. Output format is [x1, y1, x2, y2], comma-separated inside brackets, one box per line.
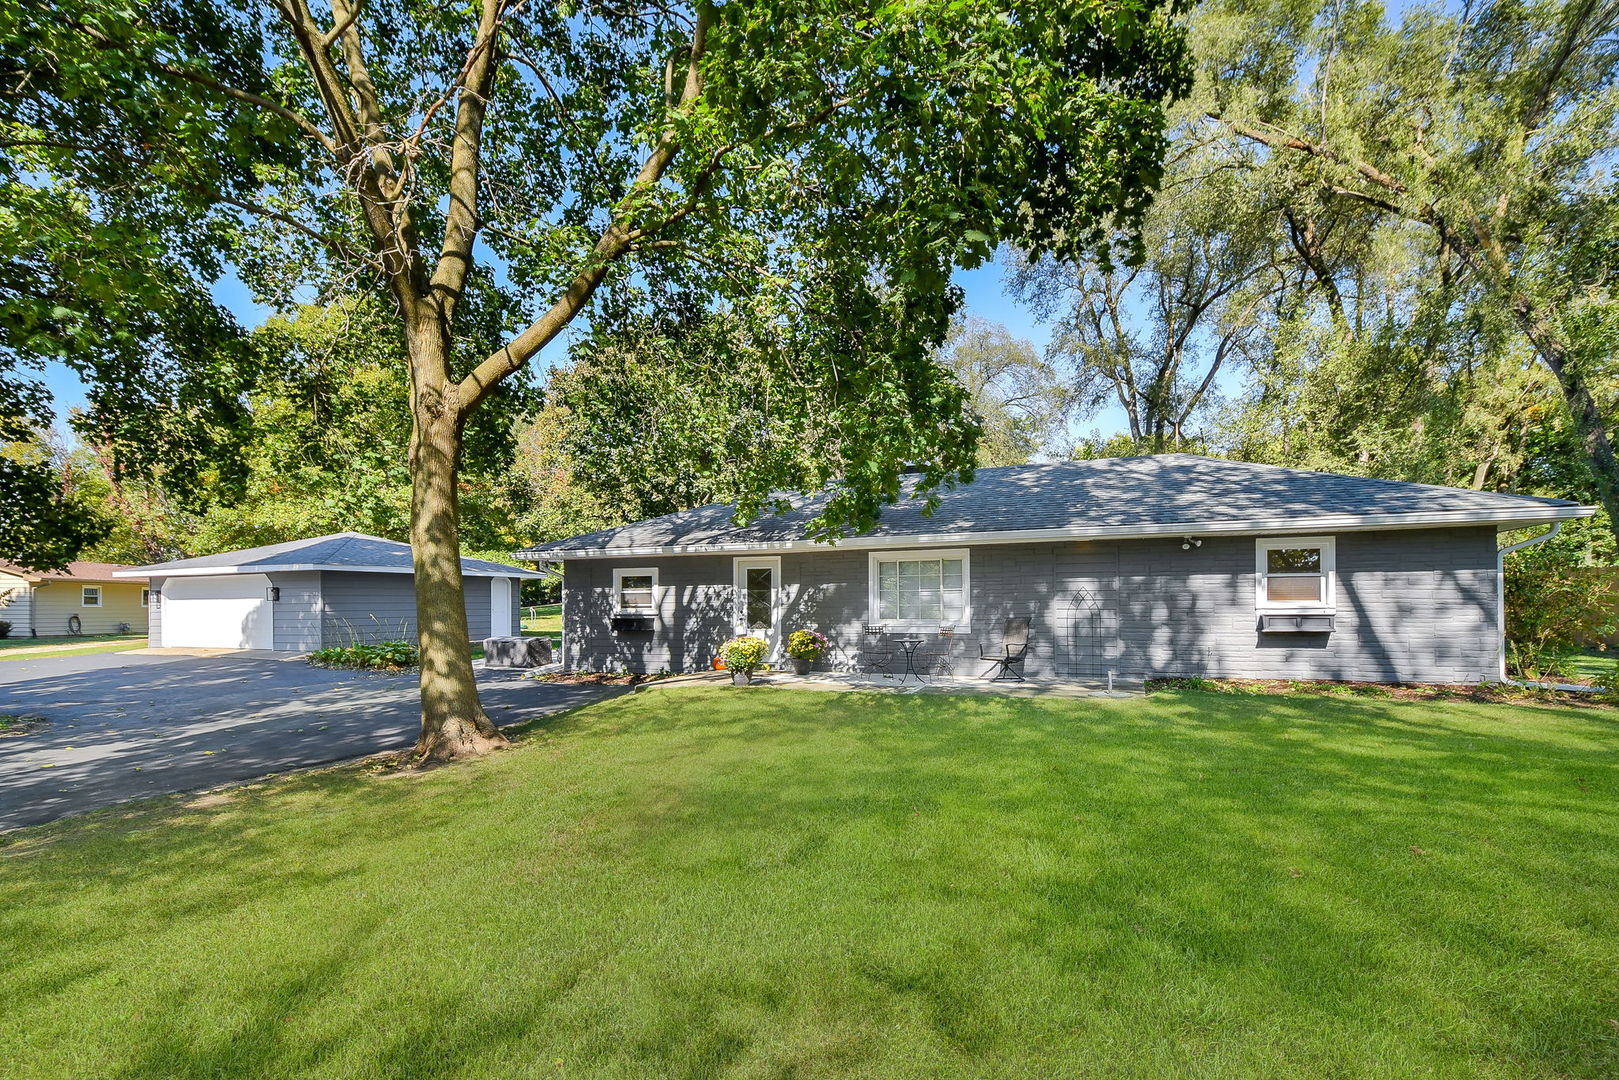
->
[868, 549, 969, 629]
[81, 586, 102, 608]
[140, 588, 150, 608]
[1255, 537, 1335, 611]
[612, 568, 658, 614]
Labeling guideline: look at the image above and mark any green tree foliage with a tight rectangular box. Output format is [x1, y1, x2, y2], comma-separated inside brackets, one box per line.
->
[182, 299, 533, 554]
[936, 316, 1069, 466]
[0, 426, 108, 569]
[1503, 520, 1619, 679]
[1197, 0, 1619, 535]
[1010, 133, 1282, 452]
[0, 0, 289, 566]
[9, 0, 1191, 757]
[514, 311, 1067, 544]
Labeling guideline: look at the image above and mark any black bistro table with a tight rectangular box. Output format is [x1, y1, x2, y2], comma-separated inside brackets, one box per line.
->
[893, 636, 927, 683]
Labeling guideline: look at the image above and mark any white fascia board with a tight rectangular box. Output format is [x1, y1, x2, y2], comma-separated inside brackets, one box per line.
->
[518, 503, 1596, 561]
[113, 563, 545, 579]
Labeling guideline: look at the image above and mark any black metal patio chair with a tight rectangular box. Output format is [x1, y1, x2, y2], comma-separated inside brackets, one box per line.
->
[860, 624, 896, 679]
[979, 617, 1031, 681]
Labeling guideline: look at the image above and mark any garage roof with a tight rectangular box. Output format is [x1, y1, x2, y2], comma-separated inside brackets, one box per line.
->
[114, 532, 543, 579]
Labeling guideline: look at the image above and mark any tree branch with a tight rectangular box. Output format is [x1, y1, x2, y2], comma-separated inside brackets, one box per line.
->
[456, 2, 714, 412]
[1215, 115, 1410, 196]
[429, 0, 508, 319]
[72, 19, 336, 154]
[212, 191, 381, 270]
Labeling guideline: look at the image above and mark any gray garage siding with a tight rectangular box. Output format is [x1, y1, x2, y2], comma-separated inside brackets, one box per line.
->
[319, 571, 512, 646]
[561, 527, 1500, 683]
[272, 571, 323, 652]
[145, 577, 162, 647]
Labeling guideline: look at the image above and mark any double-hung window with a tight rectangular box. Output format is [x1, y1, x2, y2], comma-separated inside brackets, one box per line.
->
[1255, 537, 1335, 612]
[81, 585, 103, 608]
[868, 549, 969, 630]
[612, 568, 658, 615]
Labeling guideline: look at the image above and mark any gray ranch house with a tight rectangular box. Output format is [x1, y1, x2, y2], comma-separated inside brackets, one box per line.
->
[117, 533, 538, 652]
[517, 455, 1592, 684]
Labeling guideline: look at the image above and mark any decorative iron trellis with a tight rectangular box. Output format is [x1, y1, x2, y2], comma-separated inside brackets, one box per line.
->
[1057, 587, 1107, 679]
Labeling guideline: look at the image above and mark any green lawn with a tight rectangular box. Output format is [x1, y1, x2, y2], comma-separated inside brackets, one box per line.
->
[0, 638, 146, 662]
[521, 602, 561, 636]
[0, 632, 143, 652]
[1566, 650, 1613, 684]
[2, 688, 1616, 1079]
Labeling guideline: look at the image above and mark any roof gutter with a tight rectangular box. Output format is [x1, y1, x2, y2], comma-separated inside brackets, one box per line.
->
[1496, 521, 1563, 682]
[519, 504, 1595, 562]
[112, 563, 546, 579]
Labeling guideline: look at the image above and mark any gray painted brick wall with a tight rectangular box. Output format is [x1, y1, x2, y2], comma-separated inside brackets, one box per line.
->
[320, 570, 507, 646]
[560, 527, 1501, 683]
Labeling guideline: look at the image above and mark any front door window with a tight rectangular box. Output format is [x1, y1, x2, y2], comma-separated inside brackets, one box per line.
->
[745, 567, 773, 631]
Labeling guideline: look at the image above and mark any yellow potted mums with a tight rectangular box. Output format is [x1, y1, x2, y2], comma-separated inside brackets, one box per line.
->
[785, 629, 829, 676]
[719, 635, 768, 685]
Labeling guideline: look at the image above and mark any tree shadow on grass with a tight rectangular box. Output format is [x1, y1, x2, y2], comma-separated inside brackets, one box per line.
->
[1, 686, 1616, 1079]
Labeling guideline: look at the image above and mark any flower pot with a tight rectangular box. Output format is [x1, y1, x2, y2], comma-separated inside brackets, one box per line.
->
[731, 670, 753, 686]
[791, 658, 813, 676]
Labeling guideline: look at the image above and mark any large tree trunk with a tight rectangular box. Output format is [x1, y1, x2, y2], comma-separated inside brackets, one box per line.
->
[407, 328, 509, 763]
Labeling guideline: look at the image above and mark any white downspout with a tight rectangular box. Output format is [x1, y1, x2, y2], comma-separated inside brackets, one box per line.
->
[1496, 521, 1562, 682]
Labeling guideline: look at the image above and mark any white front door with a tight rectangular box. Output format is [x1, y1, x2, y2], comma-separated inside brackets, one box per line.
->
[490, 577, 513, 637]
[161, 574, 274, 649]
[733, 557, 782, 656]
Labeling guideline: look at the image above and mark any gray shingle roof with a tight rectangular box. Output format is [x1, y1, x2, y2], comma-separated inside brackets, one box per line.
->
[517, 455, 1590, 559]
[117, 532, 542, 578]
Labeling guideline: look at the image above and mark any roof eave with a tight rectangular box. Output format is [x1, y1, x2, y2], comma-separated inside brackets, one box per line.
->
[517, 504, 1597, 561]
[113, 563, 545, 579]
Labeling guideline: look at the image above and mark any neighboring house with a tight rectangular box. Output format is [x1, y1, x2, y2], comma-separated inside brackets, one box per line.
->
[115, 533, 539, 651]
[0, 561, 150, 638]
[516, 455, 1594, 684]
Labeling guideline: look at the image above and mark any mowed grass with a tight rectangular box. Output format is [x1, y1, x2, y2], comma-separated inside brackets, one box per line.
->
[0, 632, 144, 653]
[0, 639, 146, 662]
[2, 688, 1617, 1080]
[1566, 650, 1614, 684]
[521, 602, 561, 635]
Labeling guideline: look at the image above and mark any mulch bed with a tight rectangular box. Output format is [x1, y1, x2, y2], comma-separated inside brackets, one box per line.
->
[527, 672, 676, 687]
[1148, 676, 1613, 709]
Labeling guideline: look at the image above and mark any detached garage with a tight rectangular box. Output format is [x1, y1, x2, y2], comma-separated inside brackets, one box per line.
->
[116, 533, 539, 652]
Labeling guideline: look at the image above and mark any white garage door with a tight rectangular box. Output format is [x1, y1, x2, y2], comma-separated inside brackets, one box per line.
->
[161, 574, 274, 650]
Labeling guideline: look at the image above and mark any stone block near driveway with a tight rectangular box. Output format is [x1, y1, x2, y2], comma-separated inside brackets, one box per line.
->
[483, 636, 553, 668]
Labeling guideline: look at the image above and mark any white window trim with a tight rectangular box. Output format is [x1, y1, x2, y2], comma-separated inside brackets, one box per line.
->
[81, 585, 103, 608]
[140, 588, 150, 608]
[732, 556, 781, 635]
[1255, 536, 1336, 614]
[611, 566, 660, 616]
[867, 548, 971, 632]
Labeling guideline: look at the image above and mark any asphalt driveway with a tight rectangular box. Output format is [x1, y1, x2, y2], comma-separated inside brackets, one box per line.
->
[0, 650, 617, 830]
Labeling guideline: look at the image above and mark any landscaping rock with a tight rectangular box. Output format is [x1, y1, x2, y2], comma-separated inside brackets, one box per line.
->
[484, 636, 554, 668]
